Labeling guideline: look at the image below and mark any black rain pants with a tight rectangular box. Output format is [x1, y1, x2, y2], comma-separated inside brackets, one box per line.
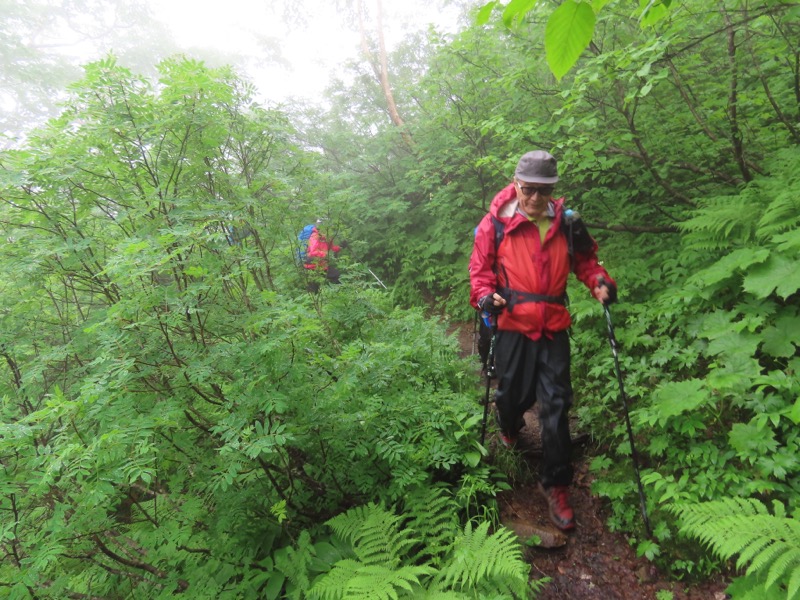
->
[494, 329, 574, 487]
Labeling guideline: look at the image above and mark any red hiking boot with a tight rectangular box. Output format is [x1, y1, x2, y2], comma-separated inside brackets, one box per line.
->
[494, 406, 522, 449]
[538, 483, 575, 531]
[498, 431, 518, 448]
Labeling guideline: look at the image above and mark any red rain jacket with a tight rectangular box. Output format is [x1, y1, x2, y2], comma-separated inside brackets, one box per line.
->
[303, 228, 341, 271]
[469, 184, 615, 341]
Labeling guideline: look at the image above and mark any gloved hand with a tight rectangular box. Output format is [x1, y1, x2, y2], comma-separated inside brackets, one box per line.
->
[479, 293, 505, 315]
[597, 277, 618, 305]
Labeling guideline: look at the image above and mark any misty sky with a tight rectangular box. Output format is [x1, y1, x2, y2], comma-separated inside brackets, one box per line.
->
[145, 0, 358, 103]
[143, 0, 461, 105]
[1, 0, 465, 142]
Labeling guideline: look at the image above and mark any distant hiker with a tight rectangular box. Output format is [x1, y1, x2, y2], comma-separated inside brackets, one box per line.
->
[469, 150, 617, 531]
[301, 219, 347, 290]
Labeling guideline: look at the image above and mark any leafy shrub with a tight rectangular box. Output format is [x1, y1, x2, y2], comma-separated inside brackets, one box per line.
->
[0, 57, 505, 598]
[579, 147, 800, 574]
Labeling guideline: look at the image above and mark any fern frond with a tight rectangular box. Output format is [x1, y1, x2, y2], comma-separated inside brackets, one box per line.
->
[327, 503, 384, 543]
[787, 561, 800, 599]
[308, 558, 361, 600]
[758, 188, 800, 238]
[766, 547, 800, 590]
[346, 564, 437, 599]
[438, 521, 528, 593]
[672, 497, 800, 600]
[274, 530, 315, 595]
[401, 485, 460, 565]
[736, 535, 776, 569]
[326, 502, 418, 567]
[316, 500, 532, 598]
[680, 195, 757, 250]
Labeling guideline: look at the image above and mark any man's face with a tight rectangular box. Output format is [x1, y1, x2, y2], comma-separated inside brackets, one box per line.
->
[514, 180, 554, 217]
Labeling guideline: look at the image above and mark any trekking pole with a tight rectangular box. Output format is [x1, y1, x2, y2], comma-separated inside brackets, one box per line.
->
[366, 267, 387, 289]
[602, 302, 652, 538]
[479, 318, 497, 447]
[471, 310, 478, 357]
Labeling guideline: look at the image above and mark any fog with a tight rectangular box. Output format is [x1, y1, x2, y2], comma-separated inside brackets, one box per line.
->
[1, 0, 463, 143]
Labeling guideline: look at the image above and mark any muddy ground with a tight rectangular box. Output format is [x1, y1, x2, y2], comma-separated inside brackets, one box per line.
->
[452, 322, 730, 600]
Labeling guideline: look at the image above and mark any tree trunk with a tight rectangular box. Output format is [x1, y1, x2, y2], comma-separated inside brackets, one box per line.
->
[357, 0, 414, 149]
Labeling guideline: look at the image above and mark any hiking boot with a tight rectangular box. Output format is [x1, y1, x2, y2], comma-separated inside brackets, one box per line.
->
[494, 407, 525, 436]
[498, 431, 518, 448]
[493, 406, 519, 448]
[538, 483, 575, 531]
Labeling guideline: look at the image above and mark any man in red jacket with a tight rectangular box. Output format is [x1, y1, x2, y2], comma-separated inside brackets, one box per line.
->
[469, 150, 616, 531]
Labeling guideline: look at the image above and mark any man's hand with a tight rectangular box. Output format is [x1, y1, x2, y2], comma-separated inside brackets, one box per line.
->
[479, 292, 507, 314]
[593, 277, 617, 305]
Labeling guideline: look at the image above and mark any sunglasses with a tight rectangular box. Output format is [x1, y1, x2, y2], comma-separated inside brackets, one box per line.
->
[516, 182, 554, 197]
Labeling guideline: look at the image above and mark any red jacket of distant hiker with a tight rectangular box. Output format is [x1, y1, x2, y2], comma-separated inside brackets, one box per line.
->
[469, 183, 615, 341]
[303, 228, 341, 271]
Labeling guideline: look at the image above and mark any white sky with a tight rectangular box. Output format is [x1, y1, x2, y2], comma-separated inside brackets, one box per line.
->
[143, 0, 462, 105]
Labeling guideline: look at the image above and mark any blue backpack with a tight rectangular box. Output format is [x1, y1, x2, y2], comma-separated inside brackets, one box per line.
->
[296, 224, 317, 264]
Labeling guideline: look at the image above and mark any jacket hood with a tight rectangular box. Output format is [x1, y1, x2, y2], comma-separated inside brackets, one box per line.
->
[489, 183, 566, 234]
[488, 183, 517, 218]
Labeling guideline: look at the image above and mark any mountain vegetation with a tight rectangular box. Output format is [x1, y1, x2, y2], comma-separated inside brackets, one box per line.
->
[1, 0, 798, 597]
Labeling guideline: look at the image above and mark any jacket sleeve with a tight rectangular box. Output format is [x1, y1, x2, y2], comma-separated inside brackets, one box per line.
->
[572, 237, 616, 300]
[469, 215, 498, 309]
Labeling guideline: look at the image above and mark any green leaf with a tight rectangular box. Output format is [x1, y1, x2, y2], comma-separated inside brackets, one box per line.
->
[464, 451, 481, 467]
[729, 423, 778, 459]
[591, 0, 614, 12]
[761, 314, 800, 358]
[476, 1, 499, 25]
[639, 0, 670, 27]
[774, 229, 800, 253]
[264, 572, 285, 600]
[122, 239, 150, 254]
[502, 0, 538, 27]
[742, 254, 800, 300]
[524, 534, 542, 546]
[706, 331, 760, 360]
[184, 265, 208, 277]
[545, 0, 596, 81]
[688, 247, 769, 287]
[790, 398, 800, 425]
[9, 582, 31, 600]
[651, 379, 709, 422]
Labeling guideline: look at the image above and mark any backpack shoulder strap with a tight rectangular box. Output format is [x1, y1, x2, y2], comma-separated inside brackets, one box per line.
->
[560, 209, 594, 258]
[490, 215, 504, 252]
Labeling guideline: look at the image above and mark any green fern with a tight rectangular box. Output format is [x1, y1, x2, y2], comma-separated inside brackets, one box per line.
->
[400, 485, 460, 566]
[755, 148, 800, 239]
[672, 497, 800, 599]
[679, 194, 757, 251]
[758, 188, 800, 239]
[307, 490, 536, 599]
[326, 502, 419, 568]
[435, 520, 529, 597]
[273, 530, 316, 600]
[310, 559, 435, 600]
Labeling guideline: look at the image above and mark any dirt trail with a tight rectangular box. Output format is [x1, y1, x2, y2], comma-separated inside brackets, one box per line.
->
[452, 322, 729, 600]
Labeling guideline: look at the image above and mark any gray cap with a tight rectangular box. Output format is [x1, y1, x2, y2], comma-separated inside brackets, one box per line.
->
[514, 150, 559, 184]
